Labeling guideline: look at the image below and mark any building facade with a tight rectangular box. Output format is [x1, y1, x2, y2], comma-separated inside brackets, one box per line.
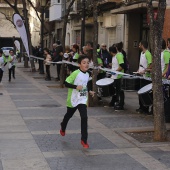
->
[0, 0, 40, 48]
[47, 0, 170, 72]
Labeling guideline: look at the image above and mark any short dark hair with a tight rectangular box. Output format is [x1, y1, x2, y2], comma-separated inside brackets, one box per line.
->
[43, 48, 50, 54]
[9, 49, 14, 53]
[0, 49, 3, 54]
[109, 46, 117, 53]
[116, 42, 123, 52]
[86, 41, 93, 48]
[140, 40, 148, 49]
[162, 39, 166, 49]
[167, 38, 170, 44]
[56, 40, 61, 45]
[77, 55, 89, 64]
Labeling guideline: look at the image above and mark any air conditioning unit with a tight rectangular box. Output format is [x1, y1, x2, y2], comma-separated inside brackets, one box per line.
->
[97, 16, 104, 23]
[104, 15, 116, 28]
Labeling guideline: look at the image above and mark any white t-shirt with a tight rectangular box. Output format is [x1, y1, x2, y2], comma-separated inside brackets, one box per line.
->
[8, 55, 16, 69]
[66, 69, 89, 107]
[0, 57, 5, 71]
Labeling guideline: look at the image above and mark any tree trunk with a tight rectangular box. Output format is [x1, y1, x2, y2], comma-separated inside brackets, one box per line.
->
[22, 0, 36, 72]
[24, 53, 29, 68]
[60, 0, 76, 88]
[92, 0, 98, 106]
[147, 0, 167, 141]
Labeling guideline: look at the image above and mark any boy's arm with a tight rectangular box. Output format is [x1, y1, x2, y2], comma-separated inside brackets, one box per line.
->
[65, 81, 77, 89]
[65, 70, 83, 90]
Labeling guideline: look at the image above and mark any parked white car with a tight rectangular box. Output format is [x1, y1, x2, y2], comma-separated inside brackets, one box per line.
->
[1, 47, 14, 57]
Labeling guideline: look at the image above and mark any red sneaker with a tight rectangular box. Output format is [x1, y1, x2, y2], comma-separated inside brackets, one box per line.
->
[81, 140, 89, 148]
[60, 123, 65, 136]
[60, 129, 65, 136]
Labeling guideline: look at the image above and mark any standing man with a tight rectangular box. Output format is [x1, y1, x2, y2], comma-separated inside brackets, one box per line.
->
[98, 43, 112, 68]
[53, 40, 63, 81]
[136, 40, 152, 114]
[167, 38, 170, 51]
[0, 50, 7, 84]
[161, 39, 169, 77]
[108, 46, 125, 110]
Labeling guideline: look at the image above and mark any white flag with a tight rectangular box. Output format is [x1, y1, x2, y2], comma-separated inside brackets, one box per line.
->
[13, 14, 29, 57]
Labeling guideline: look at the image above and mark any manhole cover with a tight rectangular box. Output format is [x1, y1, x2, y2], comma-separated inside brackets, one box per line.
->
[40, 104, 59, 107]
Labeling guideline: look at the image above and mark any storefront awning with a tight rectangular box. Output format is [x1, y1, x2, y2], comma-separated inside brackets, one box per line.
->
[111, 1, 158, 14]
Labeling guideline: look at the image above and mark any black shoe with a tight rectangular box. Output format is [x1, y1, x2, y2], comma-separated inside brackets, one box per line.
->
[114, 105, 124, 111]
[55, 77, 60, 81]
[98, 97, 102, 101]
[104, 102, 114, 108]
[8, 79, 11, 82]
[13, 76, 15, 79]
[45, 78, 51, 81]
[136, 108, 144, 114]
[144, 111, 152, 115]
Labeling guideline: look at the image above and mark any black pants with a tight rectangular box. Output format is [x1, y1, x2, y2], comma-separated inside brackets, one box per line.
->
[61, 104, 88, 143]
[9, 66, 15, 81]
[0, 69, 3, 82]
[45, 65, 51, 79]
[138, 79, 151, 112]
[57, 64, 61, 79]
[110, 79, 124, 107]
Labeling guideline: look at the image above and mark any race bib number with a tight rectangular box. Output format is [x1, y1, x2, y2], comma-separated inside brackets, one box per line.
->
[79, 88, 87, 98]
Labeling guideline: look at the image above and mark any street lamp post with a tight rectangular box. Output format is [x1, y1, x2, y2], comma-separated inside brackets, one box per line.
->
[81, 0, 86, 49]
[39, 0, 46, 74]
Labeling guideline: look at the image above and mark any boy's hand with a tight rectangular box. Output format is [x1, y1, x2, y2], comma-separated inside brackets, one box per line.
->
[89, 91, 95, 97]
[76, 85, 83, 90]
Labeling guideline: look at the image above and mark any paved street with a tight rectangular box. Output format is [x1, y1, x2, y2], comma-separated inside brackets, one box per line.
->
[0, 62, 170, 170]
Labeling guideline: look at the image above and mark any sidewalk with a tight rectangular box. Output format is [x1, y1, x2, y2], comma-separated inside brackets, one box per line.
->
[0, 62, 169, 170]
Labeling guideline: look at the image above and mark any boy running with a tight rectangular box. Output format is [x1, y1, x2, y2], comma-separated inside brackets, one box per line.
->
[60, 55, 95, 149]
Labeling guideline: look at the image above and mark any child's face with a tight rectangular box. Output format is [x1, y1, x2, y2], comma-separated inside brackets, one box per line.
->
[79, 58, 89, 72]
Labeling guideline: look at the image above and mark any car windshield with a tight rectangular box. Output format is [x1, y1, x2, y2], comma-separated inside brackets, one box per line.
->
[1, 47, 13, 50]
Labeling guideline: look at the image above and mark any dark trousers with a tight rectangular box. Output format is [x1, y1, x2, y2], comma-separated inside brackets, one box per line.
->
[9, 66, 15, 81]
[45, 65, 51, 79]
[138, 79, 151, 112]
[110, 79, 125, 107]
[61, 104, 88, 143]
[0, 69, 3, 82]
[57, 64, 61, 79]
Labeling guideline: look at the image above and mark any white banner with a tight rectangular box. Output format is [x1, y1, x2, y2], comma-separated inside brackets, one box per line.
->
[14, 40, 20, 52]
[13, 14, 29, 57]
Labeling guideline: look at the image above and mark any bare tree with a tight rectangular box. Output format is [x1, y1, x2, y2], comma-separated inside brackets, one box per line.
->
[147, 0, 167, 141]
[91, 0, 99, 106]
[4, 0, 35, 71]
[60, 0, 76, 88]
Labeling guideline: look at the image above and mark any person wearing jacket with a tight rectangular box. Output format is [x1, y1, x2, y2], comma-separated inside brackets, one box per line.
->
[0, 49, 7, 84]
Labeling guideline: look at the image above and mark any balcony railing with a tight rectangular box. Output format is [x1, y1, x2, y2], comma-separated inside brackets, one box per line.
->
[98, 0, 123, 4]
[123, 0, 159, 5]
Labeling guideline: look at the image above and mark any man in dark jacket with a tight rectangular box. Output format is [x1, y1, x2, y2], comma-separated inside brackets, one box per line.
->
[53, 40, 63, 81]
[98, 43, 112, 68]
